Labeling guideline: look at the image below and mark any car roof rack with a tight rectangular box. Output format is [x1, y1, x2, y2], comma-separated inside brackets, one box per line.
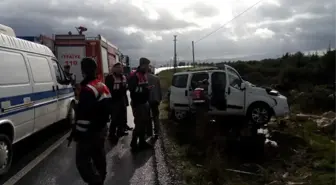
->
[186, 66, 219, 72]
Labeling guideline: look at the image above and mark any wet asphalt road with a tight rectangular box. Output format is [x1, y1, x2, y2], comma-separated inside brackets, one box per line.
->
[0, 94, 172, 185]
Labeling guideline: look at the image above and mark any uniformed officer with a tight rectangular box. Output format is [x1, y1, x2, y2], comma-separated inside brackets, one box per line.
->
[105, 62, 129, 140]
[147, 67, 162, 138]
[64, 65, 76, 88]
[128, 57, 152, 151]
[74, 57, 111, 185]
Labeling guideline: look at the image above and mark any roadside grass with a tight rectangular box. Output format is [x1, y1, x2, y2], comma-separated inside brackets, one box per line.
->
[159, 101, 335, 185]
[158, 67, 335, 185]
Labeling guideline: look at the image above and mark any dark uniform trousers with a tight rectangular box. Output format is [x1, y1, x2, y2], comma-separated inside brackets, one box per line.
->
[149, 101, 160, 135]
[76, 127, 107, 184]
[132, 102, 151, 142]
[109, 100, 127, 136]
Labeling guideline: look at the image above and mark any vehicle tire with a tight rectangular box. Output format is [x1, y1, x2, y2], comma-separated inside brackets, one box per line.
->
[0, 134, 13, 176]
[169, 109, 187, 122]
[247, 102, 272, 126]
[174, 110, 187, 121]
[67, 102, 76, 126]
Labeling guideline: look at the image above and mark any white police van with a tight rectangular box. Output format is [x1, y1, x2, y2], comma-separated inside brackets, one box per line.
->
[0, 24, 76, 175]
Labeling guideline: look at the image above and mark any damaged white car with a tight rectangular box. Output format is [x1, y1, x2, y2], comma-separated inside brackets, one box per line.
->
[168, 65, 290, 125]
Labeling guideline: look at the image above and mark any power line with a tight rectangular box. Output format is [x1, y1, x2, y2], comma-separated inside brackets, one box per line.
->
[173, 35, 177, 73]
[194, 0, 263, 44]
[176, 0, 264, 60]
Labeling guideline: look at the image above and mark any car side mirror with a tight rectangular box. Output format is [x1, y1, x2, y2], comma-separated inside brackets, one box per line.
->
[240, 82, 246, 90]
[60, 76, 72, 85]
[62, 79, 71, 85]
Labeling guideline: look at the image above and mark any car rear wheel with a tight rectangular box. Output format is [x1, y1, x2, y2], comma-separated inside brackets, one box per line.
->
[0, 134, 13, 175]
[169, 109, 187, 121]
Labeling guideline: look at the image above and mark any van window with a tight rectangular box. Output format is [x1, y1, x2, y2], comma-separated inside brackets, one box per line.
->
[28, 55, 53, 83]
[53, 64, 62, 83]
[0, 50, 30, 85]
[227, 68, 242, 89]
[190, 73, 209, 90]
[52, 60, 65, 83]
[172, 74, 188, 88]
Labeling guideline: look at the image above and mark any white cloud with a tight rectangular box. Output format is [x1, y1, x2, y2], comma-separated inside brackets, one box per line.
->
[255, 28, 275, 39]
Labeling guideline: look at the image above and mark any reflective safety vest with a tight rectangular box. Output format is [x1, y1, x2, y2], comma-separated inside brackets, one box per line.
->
[76, 79, 111, 133]
[111, 74, 127, 90]
[135, 72, 148, 93]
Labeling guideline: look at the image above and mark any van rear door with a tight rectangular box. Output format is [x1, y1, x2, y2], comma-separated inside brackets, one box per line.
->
[170, 74, 190, 110]
[0, 50, 34, 142]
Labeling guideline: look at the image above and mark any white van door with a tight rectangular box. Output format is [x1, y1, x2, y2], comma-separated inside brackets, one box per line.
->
[0, 50, 35, 141]
[51, 59, 74, 121]
[225, 66, 245, 115]
[27, 55, 58, 131]
[209, 71, 228, 114]
[170, 74, 190, 110]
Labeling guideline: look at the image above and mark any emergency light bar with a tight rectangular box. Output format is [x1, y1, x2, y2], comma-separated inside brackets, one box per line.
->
[0, 24, 16, 37]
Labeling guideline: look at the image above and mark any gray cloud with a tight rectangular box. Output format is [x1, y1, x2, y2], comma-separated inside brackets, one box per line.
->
[183, 2, 220, 18]
[0, 0, 335, 65]
[0, 0, 195, 31]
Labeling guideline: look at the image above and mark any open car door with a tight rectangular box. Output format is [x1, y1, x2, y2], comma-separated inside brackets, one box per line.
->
[210, 71, 228, 111]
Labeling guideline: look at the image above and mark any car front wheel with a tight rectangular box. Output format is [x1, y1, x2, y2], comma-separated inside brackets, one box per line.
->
[67, 102, 76, 126]
[247, 103, 272, 125]
[0, 134, 13, 175]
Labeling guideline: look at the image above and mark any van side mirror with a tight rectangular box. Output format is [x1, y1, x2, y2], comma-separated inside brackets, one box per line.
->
[240, 82, 246, 90]
[61, 79, 71, 85]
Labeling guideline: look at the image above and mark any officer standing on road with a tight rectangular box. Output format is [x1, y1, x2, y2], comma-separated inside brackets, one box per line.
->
[147, 67, 162, 138]
[128, 57, 152, 151]
[74, 57, 111, 185]
[105, 62, 130, 140]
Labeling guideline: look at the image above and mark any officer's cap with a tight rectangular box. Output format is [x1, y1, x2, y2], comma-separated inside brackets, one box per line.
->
[113, 62, 122, 67]
[64, 65, 70, 69]
[81, 57, 97, 74]
[139, 57, 150, 66]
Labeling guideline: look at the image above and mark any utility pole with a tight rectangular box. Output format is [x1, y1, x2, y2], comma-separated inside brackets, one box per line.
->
[173, 35, 177, 73]
[192, 41, 195, 67]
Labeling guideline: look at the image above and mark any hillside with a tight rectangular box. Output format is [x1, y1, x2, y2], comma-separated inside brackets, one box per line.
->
[197, 49, 335, 114]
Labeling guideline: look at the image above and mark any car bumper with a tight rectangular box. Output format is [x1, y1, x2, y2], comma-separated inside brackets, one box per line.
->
[272, 95, 290, 117]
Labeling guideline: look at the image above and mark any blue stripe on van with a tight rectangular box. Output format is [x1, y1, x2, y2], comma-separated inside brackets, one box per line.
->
[0, 88, 74, 118]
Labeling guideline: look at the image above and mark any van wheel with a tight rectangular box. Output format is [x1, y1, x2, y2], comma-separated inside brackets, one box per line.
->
[174, 110, 187, 121]
[247, 103, 271, 125]
[0, 134, 13, 175]
[67, 102, 76, 126]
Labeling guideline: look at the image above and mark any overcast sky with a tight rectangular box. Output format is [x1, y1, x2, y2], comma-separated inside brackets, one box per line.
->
[1, 0, 335, 65]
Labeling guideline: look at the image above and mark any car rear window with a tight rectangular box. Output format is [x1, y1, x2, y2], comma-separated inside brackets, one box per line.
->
[191, 73, 209, 90]
[172, 74, 188, 88]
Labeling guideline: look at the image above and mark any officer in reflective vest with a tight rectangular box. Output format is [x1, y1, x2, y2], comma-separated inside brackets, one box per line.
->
[128, 57, 153, 151]
[75, 57, 111, 185]
[105, 62, 131, 140]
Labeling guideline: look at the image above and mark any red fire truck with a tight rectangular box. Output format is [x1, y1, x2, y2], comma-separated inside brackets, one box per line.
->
[54, 26, 123, 83]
